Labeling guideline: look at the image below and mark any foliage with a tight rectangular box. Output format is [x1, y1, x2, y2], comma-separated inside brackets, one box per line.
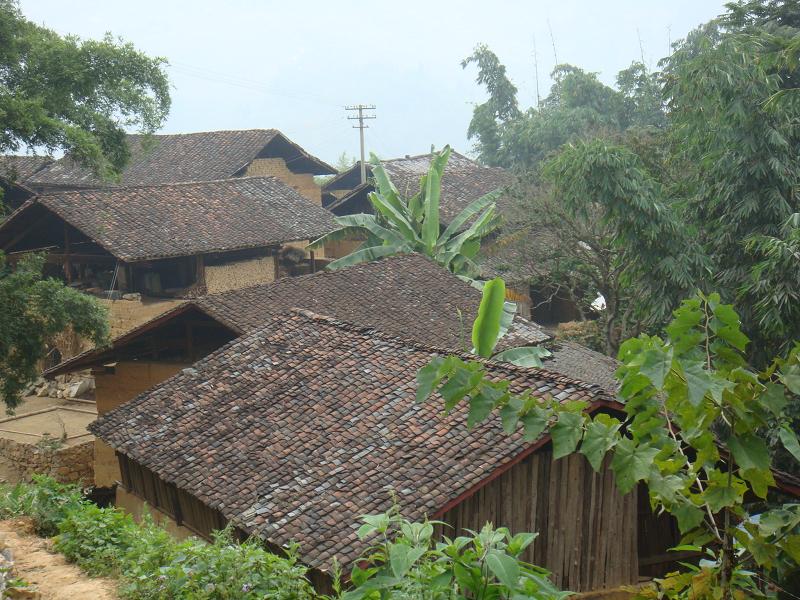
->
[343, 507, 568, 599]
[419, 290, 800, 598]
[462, 43, 665, 170]
[124, 528, 314, 600]
[663, 2, 800, 366]
[0, 475, 86, 536]
[309, 146, 501, 278]
[537, 139, 707, 354]
[0, 0, 170, 179]
[0, 252, 108, 410]
[55, 503, 137, 575]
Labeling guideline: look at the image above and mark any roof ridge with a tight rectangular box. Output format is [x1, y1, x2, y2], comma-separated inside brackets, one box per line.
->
[126, 128, 280, 137]
[281, 308, 611, 398]
[34, 175, 287, 197]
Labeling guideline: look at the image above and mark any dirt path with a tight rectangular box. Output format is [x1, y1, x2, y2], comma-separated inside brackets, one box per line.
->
[0, 518, 118, 600]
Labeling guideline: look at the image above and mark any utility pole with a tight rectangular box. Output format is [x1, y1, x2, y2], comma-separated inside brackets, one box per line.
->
[345, 104, 376, 183]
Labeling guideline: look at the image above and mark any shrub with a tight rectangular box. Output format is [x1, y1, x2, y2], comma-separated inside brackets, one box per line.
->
[120, 528, 315, 600]
[0, 475, 85, 536]
[55, 503, 137, 575]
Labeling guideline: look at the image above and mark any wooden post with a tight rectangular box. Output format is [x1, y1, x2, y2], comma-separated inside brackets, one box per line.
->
[63, 223, 72, 283]
[185, 321, 194, 362]
[195, 255, 205, 288]
[310, 250, 316, 273]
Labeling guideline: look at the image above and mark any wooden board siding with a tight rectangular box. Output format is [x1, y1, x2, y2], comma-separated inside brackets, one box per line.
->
[118, 453, 227, 539]
[439, 449, 638, 592]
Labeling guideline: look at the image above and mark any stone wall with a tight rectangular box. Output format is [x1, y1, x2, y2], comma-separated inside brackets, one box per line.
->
[245, 158, 322, 205]
[0, 438, 93, 485]
[204, 255, 277, 294]
[94, 361, 189, 487]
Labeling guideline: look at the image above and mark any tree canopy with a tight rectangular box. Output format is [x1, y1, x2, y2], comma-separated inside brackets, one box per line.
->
[0, 0, 170, 180]
[0, 253, 108, 410]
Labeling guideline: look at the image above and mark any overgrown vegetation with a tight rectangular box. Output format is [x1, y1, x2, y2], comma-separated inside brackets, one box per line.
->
[0, 477, 564, 599]
[420, 285, 800, 599]
[0, 252, 108, 410]
[463, 0, 800, 368]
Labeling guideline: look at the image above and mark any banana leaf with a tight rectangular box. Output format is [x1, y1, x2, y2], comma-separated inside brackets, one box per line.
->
[492, 346, 552, 368]
[369, 154, 406, 215]
[422, 147, 450, 252]
[307, 214, 407, 250]
[471, 277, 506, 358]
[367, 191, 418, 243]
[438, 189, 502, 244]
[326, 243, 409, 271]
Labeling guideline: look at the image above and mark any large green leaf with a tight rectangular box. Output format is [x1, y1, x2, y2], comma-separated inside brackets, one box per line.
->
[780, 425, 800, 464]
[422, 147, 450, 251]
[369, 155, 405, 214]
[331, 213, 409, 247]
[639, 346, 673, 389]
[326, 244, 407, 271]
[367, 191, 419, 243]
[485, 550, 519, 589]
[551, 412, 583, 459]
[579, 415, 621, 471]
[491, 345, 551, 368]
[610, 438, 659, 493]
[471, 277, 506, 358]
[728, 433, 770, 472]
[438, 189, 502, 244]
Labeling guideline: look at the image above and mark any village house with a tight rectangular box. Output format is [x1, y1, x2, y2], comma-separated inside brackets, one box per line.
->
[321, 151, 581, 322]
[0, 155, 52, 212]
[0, 177, 337, 344]
[85, 309, 800, 596]
[45, 254, 617, 488]
[23, 129, 335, 205]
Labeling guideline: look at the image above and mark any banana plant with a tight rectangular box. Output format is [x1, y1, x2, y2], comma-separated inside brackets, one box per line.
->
[473, 277, 551, 367]
[308, 145, 501, 278]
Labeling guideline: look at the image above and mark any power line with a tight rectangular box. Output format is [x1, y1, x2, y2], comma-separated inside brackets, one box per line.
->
[345, 104, 376, 183]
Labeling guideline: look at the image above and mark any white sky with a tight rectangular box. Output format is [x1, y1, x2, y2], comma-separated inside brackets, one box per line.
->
[19, 0, 726, 165]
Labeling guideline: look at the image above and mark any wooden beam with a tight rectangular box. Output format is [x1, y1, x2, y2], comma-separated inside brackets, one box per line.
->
[63, 223, 71, 283]
[1, 221, 41, 251]
[44, 253, 118, 265]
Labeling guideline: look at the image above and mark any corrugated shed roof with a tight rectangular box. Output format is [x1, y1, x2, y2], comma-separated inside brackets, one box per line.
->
[1, 177, 336, 261]
[89, 309, 613, 570]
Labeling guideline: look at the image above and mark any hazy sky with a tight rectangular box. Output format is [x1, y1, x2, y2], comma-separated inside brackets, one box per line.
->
[20, 1, 726, 165]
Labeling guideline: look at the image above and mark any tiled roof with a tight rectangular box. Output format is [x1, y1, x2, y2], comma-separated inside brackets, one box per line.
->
[2, 177, 336, 261]
[542, 341, 619, 393]
[326, 152, 513, 224]
[0, 155, 52, 184]
[196, 253, 550, 348]
[89, 310, 614, 570]
[27, 130, 334, 188]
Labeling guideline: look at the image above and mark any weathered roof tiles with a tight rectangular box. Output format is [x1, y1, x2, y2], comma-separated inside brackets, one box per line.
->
[89, 309, 614, 570]
[1, 177, 337, 262]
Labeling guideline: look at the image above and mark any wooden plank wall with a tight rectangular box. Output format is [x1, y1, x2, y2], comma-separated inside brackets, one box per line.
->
[118, 453, 227, 539]
[439, 449, 638, 592]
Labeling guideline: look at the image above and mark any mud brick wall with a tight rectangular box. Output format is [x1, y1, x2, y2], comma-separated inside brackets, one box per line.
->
[245, 158, 322, 205]
[204, 255, 277, 294]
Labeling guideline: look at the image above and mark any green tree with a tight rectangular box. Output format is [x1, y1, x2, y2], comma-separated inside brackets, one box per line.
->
[499, 139, 706, 355]
[462, 43, 665, 170]
[0, 0, 170, 179]
[0, 253, 108, 410]
[419, 289, 800, 599]
[664, 0, 800, 365]
[309, 146, 501, 278]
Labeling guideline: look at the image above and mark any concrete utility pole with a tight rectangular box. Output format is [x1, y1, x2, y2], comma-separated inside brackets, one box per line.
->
[345, 104, 376, 183]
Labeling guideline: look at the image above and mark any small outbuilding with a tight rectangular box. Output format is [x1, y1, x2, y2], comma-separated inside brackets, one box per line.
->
[89, 309, 679, 594]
